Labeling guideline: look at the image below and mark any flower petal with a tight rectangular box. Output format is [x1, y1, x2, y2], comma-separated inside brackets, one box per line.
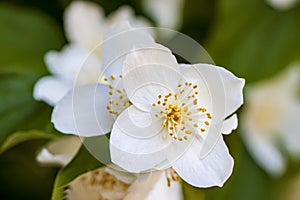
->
[122, 45, 181, 111]
[125, 171, 183, 200]
[221, 114, 238, 135]
[110, 106, 169, 154]
[110, 106, 170, 173]
[106, 6, 151, 29]
[33, 76, 70, 106]
[110, 144, 166, 173]
[143, 0, 184, 30]
[52, 84, 114, 137]
[280, 104, 300, 159]
[37, 136, 81, 166]
[45, 45, 102, 85]
[172, 136, 234, 187]
[64, 1, 105, 49]
[242, 125, 286, 176]
[183, 64, 245, 123]
[101, 21, 154, 79]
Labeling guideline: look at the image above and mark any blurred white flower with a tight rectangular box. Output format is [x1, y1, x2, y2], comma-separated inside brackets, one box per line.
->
[266, 0, 299, 10]
[241, 67, 300, 176]
[37, 136, 81, 166]
[66, 167, 183, 200]
[108, 44, 244, 187]
[143, 0, 184, 31]
[33, 1, 150, 106]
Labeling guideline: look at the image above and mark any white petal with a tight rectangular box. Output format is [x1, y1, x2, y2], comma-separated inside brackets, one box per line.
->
[172, 136, 234, 187]
[266, 0, 299, 11]
[110, 106, 169, 154]
[242, 125, 286, 176]
[122, 45, 181, 111]
[143, 0, 184, 30]
[178, 63, 191, 74]
[37, 136, 81, 166]
[33, 76, 70, 106]
[45, 45, 102, 85]
[144, 172, 183, 200]
[110, 143, 166, 173]
[125, 171, 183, 200]
[280, 104, 300, 158]
[101, 21, 154, 78]
[221, 114, 238, 135]
[184, 64, 245, 123]
[52, 84, 114, 137]
[110, 106, 171, 173]
[64, 1, 105, 49]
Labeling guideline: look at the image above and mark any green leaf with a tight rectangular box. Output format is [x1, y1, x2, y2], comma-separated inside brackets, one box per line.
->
[51, 136, 108, 200]
[0, 4, 64, 144]
[206, 0, 300, 83]
[0, 130, 56, 154]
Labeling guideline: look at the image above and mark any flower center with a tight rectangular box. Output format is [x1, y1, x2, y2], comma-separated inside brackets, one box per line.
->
[67, 168, 129, 200]
[152, 81, 212, 141]
[163, 104, 182, 128]
[104, 74, 132, 116]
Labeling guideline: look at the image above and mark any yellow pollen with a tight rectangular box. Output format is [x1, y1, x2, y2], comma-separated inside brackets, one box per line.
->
[110, 75, 116, 80]
[204, 121, 210, 126]
[109, 85, 113, 89]
[198, 108, 206, 112]
[104, 77, 108, 82]
[185, 130, 192, 134]
[200, 128, 206, 132]
[206, 113, 212, 119]
[119, 75, 123, 78]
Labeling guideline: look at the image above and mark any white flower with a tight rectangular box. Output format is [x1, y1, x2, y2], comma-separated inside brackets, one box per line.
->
[142, 0, 184, 31]
[108, 44, 245, 187]
[52, 42, 244, 187]
[266, 0, 299, 10]
[66, 167, 183, 200]
[241, 67, 300, 176]
[33, 1, 150, 106]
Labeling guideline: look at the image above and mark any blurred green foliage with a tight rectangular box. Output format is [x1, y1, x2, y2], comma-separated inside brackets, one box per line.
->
[0, 0, 300, 199]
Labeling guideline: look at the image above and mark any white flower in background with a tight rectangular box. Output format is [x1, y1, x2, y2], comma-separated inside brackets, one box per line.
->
[143, 0, 184, 31]
[241, 67, 300, 176]
[66, 168, 183, 200]
[266, 0, 299, 10]
[108, 44, 245, 187]
[33, 0, 150, 106]
[37, 136, 81, 166]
